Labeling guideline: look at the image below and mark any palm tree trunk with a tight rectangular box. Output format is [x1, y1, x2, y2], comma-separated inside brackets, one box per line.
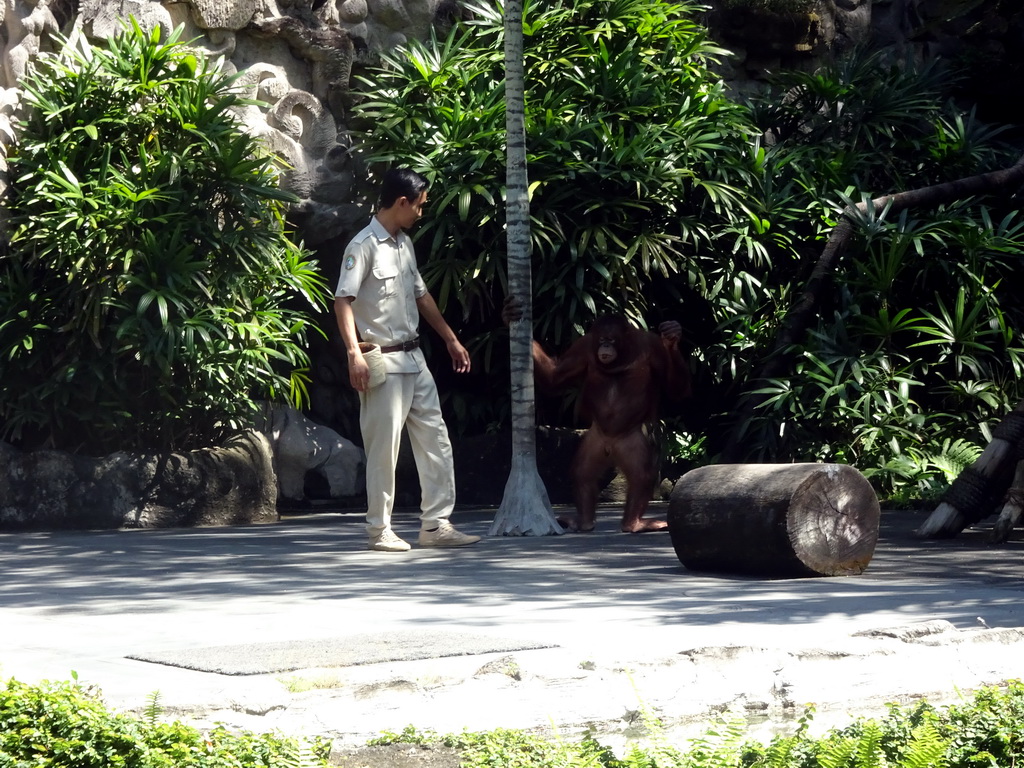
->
[489, 0, 562, 536]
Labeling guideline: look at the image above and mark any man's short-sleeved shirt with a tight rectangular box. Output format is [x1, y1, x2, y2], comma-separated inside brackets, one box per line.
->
[336, 216, 428, 374]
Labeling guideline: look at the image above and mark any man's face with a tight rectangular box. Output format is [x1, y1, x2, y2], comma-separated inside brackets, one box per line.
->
[399, 190, 428, 230]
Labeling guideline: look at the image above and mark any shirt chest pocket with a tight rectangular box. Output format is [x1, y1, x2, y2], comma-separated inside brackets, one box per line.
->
[371, 254, 400, 299]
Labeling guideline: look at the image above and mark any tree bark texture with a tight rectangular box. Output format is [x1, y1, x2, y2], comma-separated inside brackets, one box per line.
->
[668, 463, 880, 577]
[723, 153, 1024, 462]
[992, 459, 1024, 544]
[917, 397, 1024, 539]
[490, 0, 561, 536]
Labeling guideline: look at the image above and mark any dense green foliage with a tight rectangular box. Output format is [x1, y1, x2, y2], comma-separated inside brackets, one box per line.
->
[355, 0, 755, 343]
[2, 0, 1018, 500]
[2, 676, 1022, 768]
[0, 677, 327, 767]
[370, 681, 1024, 767]
[0, 20, 328, 455]
[738, 53, 1024, 499]
[354, 0, 1024, 499]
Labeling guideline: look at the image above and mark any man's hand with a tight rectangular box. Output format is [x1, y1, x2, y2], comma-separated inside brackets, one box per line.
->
[415, 291, 472, 374]
[502, 295, 524, 326]
[448, 339, 471, 374]
[348, 350, 371, 392]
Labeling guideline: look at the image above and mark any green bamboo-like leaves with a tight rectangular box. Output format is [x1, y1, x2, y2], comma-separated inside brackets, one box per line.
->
[714, 44, 1024, 498]
[355, 0, 756, 347]
[0, 19, 329, 453]
[352, 0, 1024, 499]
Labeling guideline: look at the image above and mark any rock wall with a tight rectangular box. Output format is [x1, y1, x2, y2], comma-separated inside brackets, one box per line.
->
[0, 431, 277, 529]
[709, 0, 1023, 125]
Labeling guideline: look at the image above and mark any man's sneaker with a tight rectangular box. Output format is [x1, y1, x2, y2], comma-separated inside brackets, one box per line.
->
[368, 528, 411, 552]
[418, 522, 481, 548]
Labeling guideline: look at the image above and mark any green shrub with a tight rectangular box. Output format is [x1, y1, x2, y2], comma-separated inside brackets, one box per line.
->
[368, 682, 1024, 768]
[354, 0, 755, 342]
[3, 676, 1023, 768]
[354, 1, 1024, 503]
[721, 50, 1024, 489]
[0, 19, 328, 455]
[352, 0, 758, 437]
[0, 677, 327, 767]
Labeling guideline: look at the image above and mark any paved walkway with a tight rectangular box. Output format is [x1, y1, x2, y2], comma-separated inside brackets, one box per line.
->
[1, 506, 1022, 749]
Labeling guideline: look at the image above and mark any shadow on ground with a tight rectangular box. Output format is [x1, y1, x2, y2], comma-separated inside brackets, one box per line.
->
[1, 505, 1019, 632]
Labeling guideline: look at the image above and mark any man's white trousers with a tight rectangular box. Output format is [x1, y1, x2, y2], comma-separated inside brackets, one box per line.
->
[358, 367, 456, 536]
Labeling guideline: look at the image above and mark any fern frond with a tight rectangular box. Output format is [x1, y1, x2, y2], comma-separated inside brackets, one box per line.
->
[854, 721, 887, 768]
[817, 736, 857, 768]
[926, 438, 983, 483]
[899, 722, 948, 768]
[143, 690, 162, 727]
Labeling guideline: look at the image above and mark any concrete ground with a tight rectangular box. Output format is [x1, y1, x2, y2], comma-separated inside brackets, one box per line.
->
[1, 504, 1022, 755]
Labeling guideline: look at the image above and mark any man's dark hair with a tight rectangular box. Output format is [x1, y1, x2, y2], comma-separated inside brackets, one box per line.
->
[379, 168, 429, 209]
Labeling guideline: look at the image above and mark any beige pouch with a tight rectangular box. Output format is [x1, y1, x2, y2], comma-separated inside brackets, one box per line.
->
[359, 342, 386, 388]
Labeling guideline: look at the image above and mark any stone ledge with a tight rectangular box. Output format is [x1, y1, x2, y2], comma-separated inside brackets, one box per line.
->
[0, 430, 277, 530]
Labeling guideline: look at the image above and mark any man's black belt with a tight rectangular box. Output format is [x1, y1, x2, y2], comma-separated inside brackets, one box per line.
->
[379, 338, 420, 353]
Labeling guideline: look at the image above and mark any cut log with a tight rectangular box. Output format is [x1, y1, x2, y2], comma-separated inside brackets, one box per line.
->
[917, 398, 1024, 539]
[668, 463, 880, 578]
[992, 459, 1024, 544]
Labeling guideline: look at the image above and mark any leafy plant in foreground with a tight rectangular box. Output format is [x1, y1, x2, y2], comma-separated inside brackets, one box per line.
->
[367, 682, 1024, 767]
[5, 676, 1024, 768]
[0, 676, 328, 767]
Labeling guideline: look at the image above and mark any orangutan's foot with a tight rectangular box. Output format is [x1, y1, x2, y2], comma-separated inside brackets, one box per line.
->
[621, 518, 669, 533]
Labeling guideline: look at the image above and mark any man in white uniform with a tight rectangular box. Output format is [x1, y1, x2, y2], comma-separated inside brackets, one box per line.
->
[334, 168, 481, 552]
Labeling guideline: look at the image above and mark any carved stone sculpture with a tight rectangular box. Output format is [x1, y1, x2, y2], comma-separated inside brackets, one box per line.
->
[256, 405, 366, 500]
